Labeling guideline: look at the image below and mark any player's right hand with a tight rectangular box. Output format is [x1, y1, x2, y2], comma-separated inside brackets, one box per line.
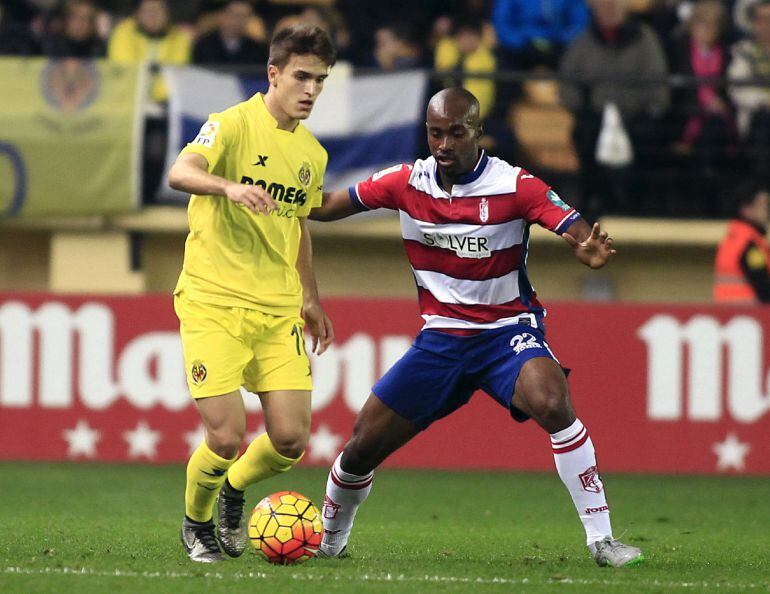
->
[225, 182, 278, 215]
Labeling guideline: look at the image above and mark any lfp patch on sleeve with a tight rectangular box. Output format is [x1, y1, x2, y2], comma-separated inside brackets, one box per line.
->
[192, 121, 220, 146]
[547, 189, 571, 211]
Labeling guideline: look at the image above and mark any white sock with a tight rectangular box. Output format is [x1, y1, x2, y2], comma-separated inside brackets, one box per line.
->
[320, 453, 373, 553]
[551, 418, 613, 545]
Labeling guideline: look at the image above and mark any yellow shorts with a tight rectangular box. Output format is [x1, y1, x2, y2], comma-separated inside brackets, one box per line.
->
[174, 294, 312, 399]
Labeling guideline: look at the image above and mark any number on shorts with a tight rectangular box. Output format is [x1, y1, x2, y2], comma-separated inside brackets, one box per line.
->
[291, 324, 304, 356]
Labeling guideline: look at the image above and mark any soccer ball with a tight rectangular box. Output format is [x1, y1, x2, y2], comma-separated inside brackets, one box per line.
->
[248, 491, 323, 564]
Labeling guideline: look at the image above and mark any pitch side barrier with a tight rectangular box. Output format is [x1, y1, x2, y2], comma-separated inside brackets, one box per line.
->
[0, 294, 766, 475]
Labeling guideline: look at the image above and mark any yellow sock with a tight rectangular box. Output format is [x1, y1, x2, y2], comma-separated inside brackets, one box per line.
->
[184, 441, 237, 523]
[227, 433, 303, 492]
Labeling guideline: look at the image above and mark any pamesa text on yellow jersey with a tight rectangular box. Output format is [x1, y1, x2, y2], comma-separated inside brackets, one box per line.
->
[175, 93, 327, 316]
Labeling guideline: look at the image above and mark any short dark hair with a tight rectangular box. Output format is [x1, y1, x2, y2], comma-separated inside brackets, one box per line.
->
[268, 24, 336, 69]
[733, 179, 769, 215]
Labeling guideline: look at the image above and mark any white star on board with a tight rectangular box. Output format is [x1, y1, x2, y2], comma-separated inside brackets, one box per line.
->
[62, 420, 101, 459]
[712, 432, 751, 471]
[307, 424, 343, 462]
[123, 421, 162, 459]
[244, 424, 266, 446]
[184, 424, 206, 456]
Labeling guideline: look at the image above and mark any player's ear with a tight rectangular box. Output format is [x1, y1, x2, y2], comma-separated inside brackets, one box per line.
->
[267, 64, 279, 87]
[475, 124, 483, 139]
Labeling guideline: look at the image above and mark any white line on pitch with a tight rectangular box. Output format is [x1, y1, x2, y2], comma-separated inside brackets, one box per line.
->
[2, 566, 766, 590]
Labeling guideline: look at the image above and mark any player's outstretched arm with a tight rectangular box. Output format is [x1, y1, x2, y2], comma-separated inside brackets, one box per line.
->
[168, 153, 278, 215]
[309, 189, 362, 221]
[562, 220, 616, 269]
[297, 218, 335, 355]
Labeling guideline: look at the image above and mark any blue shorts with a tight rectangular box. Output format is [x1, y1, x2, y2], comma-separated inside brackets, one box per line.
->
[372, 321, 564, 430]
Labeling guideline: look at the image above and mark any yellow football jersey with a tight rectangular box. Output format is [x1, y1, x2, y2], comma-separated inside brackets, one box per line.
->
[174, 93, 327, 316]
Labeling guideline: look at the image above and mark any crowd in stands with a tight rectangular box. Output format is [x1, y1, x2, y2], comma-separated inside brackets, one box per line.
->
[2, 0, 770, 219]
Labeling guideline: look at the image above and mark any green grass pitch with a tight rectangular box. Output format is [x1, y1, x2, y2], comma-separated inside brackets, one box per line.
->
[1, 462, 768, 593]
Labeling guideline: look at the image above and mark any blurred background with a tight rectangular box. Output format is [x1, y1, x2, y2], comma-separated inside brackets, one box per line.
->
[4, 0, 770, 300]
[1, 0, 769, 475]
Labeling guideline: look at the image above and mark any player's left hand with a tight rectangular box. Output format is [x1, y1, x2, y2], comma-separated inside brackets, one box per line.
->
[563, 222, 616, 269]
[302, 301, 335, 355]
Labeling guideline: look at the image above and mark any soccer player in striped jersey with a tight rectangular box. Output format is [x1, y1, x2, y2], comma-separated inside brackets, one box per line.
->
[309, 87, 643, 568]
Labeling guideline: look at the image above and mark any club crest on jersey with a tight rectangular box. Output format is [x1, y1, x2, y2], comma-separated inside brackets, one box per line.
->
[191, 360, 207, 385]
[579, 465, 604, 493]
[479, 197, 489, 222]
[298, 162, 312, 187]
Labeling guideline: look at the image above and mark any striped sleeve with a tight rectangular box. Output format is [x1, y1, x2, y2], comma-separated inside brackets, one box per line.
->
[349, 164, 410, 211]
[516, 172, 581, 234]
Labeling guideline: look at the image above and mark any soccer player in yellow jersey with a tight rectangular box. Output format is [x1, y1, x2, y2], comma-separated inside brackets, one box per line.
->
[167, 25, 336, 563]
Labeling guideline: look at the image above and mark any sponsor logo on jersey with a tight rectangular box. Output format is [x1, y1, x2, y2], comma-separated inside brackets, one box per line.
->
[252, 154, 269, 167]
[510, 333, 543, 354]
[298, 161, 312, 187]
[192, 121, 220, 146]
[191, 360, 207, 385]
[422, 232, 490, 259]
[579, 465, 604, 493]
[240, 176, 307, 205]
[479, 197, 489, 222]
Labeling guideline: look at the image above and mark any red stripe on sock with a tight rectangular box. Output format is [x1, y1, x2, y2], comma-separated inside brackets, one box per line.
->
[330, 469, 373, 490]
[551, 426, 585, 446]
[552, 431, 589, 454]
[332, 466, 372, 484]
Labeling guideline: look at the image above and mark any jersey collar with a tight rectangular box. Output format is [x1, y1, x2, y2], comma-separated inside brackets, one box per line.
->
[252, 92, 299, 134]
[432, 149, 489, 189]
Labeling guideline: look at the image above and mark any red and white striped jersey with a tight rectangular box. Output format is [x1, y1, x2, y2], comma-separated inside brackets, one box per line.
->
[348, 151, 581, 331]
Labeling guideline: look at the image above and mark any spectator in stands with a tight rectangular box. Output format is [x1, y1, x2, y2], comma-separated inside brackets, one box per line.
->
[433, 16, 515, 161]
[0, 3, 38, 55]
[559, 0, 669, 218]
[435, 18, 497, 120]
[42, 0, 106, 58]
[372, 22, 426, 71]
[193, 0, 268, 66]
[492, 0, 590, 70]
[272, 5, 351, 61]
[297, 6, 351, 62]
[728, 0, 770, 178]
[108, 0, 191, 104]
[714, 180, 770, 304]
[670, 0, 733, 216]
[338, 0, 444, 66]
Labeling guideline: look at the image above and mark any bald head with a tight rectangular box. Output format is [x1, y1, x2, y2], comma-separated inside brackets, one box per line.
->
[427, 88, 481, 130]
[425, 87, 483, 182]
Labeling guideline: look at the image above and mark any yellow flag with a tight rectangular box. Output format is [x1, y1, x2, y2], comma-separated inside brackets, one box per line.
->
[0, 58, 143, 217]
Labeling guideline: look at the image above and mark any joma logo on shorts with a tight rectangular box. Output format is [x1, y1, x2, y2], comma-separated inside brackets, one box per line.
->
[510, 333, 542, 354]
[240, 176, 307, 205]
